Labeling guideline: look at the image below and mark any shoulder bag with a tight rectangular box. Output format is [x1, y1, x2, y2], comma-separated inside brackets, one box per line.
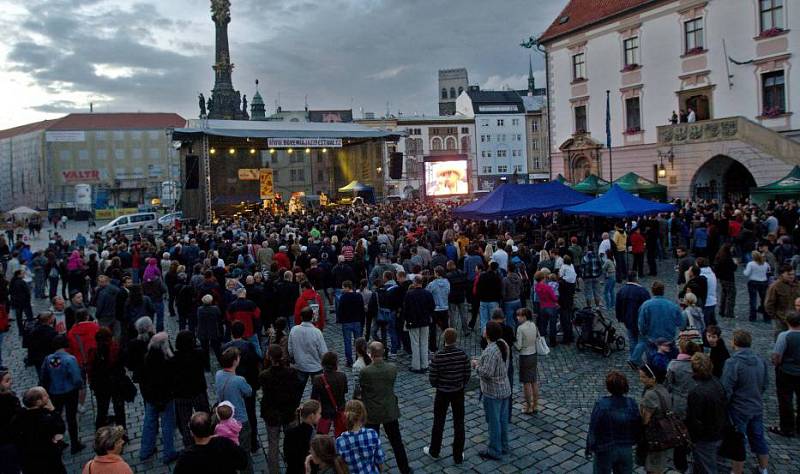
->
[645, 388, 692, 452]
[322, 374, 347, 436]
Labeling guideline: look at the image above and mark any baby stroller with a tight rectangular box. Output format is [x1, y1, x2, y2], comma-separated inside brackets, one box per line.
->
[573, 308, 626, 357]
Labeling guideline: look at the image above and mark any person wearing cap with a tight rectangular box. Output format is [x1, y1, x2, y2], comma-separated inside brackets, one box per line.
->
[630, 281, 683, 366]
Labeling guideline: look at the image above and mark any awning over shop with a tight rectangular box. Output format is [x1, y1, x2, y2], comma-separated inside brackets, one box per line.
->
[571, 174, 610, 195]
[612, 172, 667, 199]
[453, 181, 591, 220]
[563, 184, 676, 218]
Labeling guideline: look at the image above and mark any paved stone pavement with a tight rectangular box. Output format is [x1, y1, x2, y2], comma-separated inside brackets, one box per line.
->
[2, 259, 799, 473]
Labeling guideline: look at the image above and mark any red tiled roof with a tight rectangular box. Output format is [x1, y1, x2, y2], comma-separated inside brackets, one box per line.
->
[50, 113, 185, 130]
[538, 0, 662, 44]
[0, 118, 63, 140]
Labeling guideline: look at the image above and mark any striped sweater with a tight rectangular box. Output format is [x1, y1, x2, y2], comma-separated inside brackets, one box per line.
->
[428, 345, 471, 393]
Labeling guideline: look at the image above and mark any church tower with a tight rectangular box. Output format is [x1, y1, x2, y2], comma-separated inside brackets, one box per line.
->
[250, 80, 266, 120]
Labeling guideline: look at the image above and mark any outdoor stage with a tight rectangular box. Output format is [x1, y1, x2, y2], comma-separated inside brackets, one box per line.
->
[172, 119, 403, 221]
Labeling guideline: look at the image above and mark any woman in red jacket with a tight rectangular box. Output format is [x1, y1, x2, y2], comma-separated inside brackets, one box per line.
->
[534, 271, 559, 347]
[294, 281, 326, 329]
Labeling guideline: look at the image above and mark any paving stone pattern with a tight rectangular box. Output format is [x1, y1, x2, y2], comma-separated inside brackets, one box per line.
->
[2, 260, 799, 473]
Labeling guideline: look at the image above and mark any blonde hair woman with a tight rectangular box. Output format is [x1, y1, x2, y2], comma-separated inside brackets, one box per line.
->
[335, 400, 385, 474]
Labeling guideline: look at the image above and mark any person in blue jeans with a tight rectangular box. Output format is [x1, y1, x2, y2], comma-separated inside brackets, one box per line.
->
[474, 321, 511, 461]
[721, 330, 770, 474]
[476, 262, 503, 334]
[337, 280, 365, 367]
[586, 370, 641, 474]
[138, 332, 179, 464]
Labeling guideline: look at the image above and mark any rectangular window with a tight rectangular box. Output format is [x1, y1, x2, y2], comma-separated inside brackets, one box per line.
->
[480, 120, 489, 127]
[96, 148, 107, 160]
[482, 166, 493, 174]
[272, 169, 279, 181]
[486, 135, 491, 142]
[78, 149, 89, 160]
[461, 127, 469, 134]
[516, 134, 522, 141]
[59, 150, 70, 161]
[574, 105, 587, 133]
[148, 130, 161, 141]
[514, 165, 523, 173]
[763, 70, 786, 114]
[290, 169, 305, 182]
[760, 0, 784, 32]
[114, 149, 125, 160]
[486, 150, 493, 158]
[532, 140, 538, 150]
[684, 18, 704, 53]
[625, 97, 642, 131]
[512, 118, 520, 126]
[132, 148, 143, 160]
[480, 135, 485, 143]
[497, 119, 504, 126]
[497, 165, 508, 173]
[497, 150, 507, 158]
[624, 37, 639, 66]
[572, 53, 586, 80]
[317, 169, 323, 182]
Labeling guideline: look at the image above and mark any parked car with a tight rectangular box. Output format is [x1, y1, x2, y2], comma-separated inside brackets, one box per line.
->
[97, 212, 159, 234]
[158, 211, 183, 229]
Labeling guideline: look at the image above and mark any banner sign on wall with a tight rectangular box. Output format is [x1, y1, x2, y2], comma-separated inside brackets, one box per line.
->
[238, 169, 260, 180]
[62, 169, 101, 183]
[259, 168, 274, 199]
[266, 138, 342, 148]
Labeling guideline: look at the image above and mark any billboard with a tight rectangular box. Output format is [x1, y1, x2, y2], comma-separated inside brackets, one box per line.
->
[424, 160, 469, 196]
[259, 168, 274, 199]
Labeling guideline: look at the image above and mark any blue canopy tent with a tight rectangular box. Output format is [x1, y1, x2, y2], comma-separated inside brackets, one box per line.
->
[562, 184, 675, 218]
[453, 181, 591, 220]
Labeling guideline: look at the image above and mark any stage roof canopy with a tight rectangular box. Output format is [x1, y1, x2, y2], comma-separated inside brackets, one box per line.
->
[172, 119, 404, 140]
[563, 184, 676, 218]
[453, 181, 591, 220]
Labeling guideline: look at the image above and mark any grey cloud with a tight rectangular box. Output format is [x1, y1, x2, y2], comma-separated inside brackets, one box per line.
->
[3, 0, 567, 122]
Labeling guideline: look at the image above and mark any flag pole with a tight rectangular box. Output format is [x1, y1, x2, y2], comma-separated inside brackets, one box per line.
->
[606, 90, 613, 182]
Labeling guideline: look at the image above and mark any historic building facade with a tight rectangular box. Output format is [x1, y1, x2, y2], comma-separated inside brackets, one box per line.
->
[539, 0, 800, 200]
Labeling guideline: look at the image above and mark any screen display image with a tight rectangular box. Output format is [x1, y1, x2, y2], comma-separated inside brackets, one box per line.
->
[425, 160, 469, 196]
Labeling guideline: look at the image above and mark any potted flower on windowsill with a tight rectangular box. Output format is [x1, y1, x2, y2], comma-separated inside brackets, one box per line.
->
[623, 127, 642, 135]
[759, 27, 784, 38]
[622, 63, 640, 72]
[685, 46, 705, 56]
[762, 106, 784, 118]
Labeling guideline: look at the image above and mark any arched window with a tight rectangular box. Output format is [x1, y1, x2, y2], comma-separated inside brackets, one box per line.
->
[445, 136, 457, 150]
[461, 136, 471, 152]
[458, 86, 464, 95]
[449, 87, 456, 99]
[431, 137, 443, 151]
[441, 88, 448, 99]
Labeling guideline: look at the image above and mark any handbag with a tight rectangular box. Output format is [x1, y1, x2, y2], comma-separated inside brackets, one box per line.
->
[645, 389, 692, 452]
[321, 374, 347, 436]
[116, 372, 138, 403]
[535, 336, 550, 356]
[717, 424, 746, 462]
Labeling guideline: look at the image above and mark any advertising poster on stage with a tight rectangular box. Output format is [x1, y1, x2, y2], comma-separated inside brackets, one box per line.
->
[259, 168, 274, 199]
[424, 160, 469, 196]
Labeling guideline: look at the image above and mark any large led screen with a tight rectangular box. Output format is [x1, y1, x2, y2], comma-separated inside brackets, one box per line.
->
[424, 160, 469, 196]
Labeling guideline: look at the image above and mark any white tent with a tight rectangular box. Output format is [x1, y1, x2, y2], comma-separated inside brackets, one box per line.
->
[6, 206, 38, 216]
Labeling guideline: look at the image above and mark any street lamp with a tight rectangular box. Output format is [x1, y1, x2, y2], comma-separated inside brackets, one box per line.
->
[657, 163, 667, 179]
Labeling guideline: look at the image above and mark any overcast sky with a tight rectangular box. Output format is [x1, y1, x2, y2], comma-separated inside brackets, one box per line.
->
[0, 0, 567, 129]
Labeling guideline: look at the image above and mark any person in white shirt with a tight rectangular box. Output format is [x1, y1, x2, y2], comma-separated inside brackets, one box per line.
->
[491, 244, 509, 274]
[698, 258, 718, 327]
[744, 251, 770, 321]
[687, 107, 696, 123]
[598, 233, 612, 261]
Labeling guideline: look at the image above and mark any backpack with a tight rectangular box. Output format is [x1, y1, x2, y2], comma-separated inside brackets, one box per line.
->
[306, 297, 320, 323]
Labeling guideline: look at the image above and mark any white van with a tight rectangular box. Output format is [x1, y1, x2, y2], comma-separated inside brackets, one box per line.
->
[97, 212, 159, 234]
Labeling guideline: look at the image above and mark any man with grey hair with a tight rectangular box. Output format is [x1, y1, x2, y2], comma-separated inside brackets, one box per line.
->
[11, 386, 67, 474]
[94, 275, 120, 336]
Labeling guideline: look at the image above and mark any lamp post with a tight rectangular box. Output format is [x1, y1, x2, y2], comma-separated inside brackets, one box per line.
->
[657, 147, 674, 183]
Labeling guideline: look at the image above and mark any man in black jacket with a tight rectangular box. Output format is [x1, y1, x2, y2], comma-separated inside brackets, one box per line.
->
[27, 312, 57, 382]
[402, 275, 434, 373]
[476, 262, 503, 333]
[11, 386, 67, 474]
[425, 328, 470, 465]
[94, 275, 120, 335]
[174, 411, 247, 474]
[446, 261, 470, 335]
[337, 280, 365, 367]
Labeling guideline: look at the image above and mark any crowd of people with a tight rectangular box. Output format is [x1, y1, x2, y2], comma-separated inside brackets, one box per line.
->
[0, 196, 797, 473]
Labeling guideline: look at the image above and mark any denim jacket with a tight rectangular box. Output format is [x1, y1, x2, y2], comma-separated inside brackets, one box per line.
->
[587, 395, 642, 452]
[40, 350, 83, 395]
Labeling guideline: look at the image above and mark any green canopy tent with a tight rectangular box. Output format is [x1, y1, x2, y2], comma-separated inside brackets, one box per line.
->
[612, 172, 667, 200]
[553, 174, 570, 186]
[751, 166, 800, 203]
[571, 174, 610, 195]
